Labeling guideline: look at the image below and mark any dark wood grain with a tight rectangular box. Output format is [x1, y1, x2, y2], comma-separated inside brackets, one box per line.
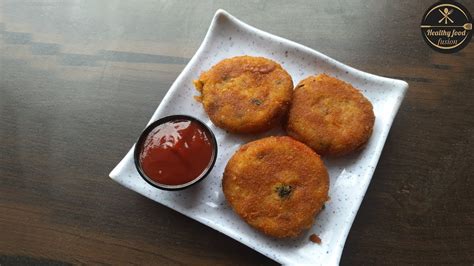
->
[1, 0, 473, 265]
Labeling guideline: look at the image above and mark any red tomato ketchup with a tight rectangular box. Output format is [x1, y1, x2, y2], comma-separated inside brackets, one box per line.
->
[137, 117, 216, 188]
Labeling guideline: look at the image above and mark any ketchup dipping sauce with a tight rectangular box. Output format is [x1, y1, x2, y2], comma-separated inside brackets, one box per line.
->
[134, 115, 217, 190]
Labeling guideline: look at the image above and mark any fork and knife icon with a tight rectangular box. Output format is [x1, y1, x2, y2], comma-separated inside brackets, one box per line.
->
[438, 8, 454, 24]
[421, 7, 472, 30]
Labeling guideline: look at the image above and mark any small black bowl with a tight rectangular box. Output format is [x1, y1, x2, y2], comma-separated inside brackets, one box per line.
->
[134, 115, 218, 191]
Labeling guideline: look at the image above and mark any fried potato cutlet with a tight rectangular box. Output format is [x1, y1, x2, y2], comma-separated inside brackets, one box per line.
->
[194, 56, 293, 133]
[286, 74, 375, 156]
[222, 136, 329, 238]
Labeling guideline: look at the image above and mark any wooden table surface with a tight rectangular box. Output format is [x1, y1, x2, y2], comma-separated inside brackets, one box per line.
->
[1, 0, 473, 265]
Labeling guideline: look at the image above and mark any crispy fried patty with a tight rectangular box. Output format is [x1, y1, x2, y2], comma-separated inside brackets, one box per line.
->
[222, 136, 329, 238]
[286, 74, 375, 156]
[194, 56, 293, 133]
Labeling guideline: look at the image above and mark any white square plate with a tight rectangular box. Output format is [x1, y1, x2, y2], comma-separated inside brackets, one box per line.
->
[110, 9, 408, 265]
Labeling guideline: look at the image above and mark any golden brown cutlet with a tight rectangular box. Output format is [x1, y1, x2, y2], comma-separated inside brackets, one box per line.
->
[222, 136, 329, 238]
[194, 56, 293, 134]
[286, 74, 375, 156]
